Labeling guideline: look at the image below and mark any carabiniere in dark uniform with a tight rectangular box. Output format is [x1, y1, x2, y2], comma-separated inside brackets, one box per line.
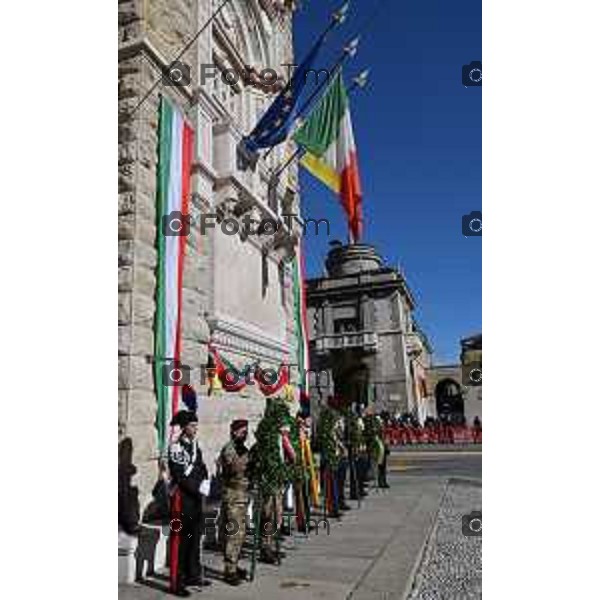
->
[168, 409, 210, 597]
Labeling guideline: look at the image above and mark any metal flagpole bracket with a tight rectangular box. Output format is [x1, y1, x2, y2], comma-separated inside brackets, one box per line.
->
[352, 69, 370, 90]
[344, 36, 360, 57]
[332, 1, 351, 25]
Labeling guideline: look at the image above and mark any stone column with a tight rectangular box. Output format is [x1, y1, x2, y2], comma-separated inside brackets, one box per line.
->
[361, 293, 374, 331]
[323, 299, 334, 335]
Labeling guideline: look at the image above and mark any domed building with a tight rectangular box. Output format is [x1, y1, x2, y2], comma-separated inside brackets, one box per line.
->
[306, 242, 436, 421]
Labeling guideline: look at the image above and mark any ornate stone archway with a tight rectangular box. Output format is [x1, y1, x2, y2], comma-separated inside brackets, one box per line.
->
[435, 378, 465, 424]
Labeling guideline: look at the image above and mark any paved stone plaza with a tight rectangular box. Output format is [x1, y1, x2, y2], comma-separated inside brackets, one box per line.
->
[408, 480, 482, 600]
[119, 450, 481, 600]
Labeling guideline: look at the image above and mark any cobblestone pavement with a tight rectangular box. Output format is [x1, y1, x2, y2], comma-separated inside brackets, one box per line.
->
[407, 479, 482, 600]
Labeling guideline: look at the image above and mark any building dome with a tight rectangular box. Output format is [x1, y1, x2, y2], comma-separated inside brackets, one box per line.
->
[325, 243, 384, 276]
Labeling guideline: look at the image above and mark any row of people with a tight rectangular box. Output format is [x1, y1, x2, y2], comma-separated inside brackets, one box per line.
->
[164, 397, 392, 596]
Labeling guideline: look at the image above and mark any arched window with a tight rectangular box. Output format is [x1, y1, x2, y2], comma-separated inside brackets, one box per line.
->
[435, 379, 465, 423]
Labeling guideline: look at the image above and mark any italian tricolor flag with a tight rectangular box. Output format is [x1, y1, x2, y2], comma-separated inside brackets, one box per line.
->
[154, 98, 194, 454]
[294, 71, 363, 241]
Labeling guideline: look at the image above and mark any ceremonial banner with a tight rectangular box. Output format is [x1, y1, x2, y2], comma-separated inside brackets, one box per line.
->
[292, 241, 311, 403]
[294, 71, 363, 241]
[154, 97, 194, 454]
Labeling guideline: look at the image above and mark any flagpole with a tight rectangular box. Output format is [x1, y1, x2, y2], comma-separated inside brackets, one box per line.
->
[261, 1, 351, 163]
[292, 36, 360, 133]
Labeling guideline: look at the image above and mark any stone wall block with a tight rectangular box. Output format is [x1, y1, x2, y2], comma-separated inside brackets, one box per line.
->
[119, 355, 131, 389]
[119, 240, 134, 267]
[182, 259, 204, 289]
[133, 265, 156, 298]
[119, 140, 138, 165]
[119, 162, 136, 192]
[134, 217, 156, 247]
[131, 324, 154, 357]
[179, 337, 205, 367]
[135, 191, 156, 223]
[119, 389, 129, 429]
[119, 191, 136, 216]
[119, 214, 136, 241]
[146, 0, 198, 74]
[119, 265, 133, 292]
[129, 423, 159, 469]
[134, 239, 157, 269]
[119, 291, 132, 325]
[137, 165, 158, 198]
[132, 292, 156, 326]
[129, 354, 155, 391]
[127, 388, 157, 426]
[119, 323, 132, 356]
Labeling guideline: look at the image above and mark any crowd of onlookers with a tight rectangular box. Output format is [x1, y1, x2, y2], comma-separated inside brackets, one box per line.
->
[380, 412, 482, 445]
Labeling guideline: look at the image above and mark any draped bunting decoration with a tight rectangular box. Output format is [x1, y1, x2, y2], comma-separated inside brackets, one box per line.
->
[216, 351, 251, 393]
[256, 366, 290, 396]
[207, 343, 289, 396]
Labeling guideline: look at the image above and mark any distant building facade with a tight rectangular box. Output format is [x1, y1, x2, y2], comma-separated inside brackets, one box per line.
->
[306, 243, 435, 420]
[427, 334, 482, 424]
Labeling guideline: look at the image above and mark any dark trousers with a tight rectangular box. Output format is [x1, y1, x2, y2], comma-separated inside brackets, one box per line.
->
[169, 489, 202, 591]
[356, 455, 369, 493]
[336, 459, 348, 506]
[377, 451, 389, 487]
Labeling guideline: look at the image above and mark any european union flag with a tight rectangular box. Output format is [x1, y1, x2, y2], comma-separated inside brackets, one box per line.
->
[238, 32, 328, 167]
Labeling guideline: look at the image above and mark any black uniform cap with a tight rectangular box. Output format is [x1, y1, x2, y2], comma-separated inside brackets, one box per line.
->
[230, 419, 248, 432]
[171, 410, 198, 427]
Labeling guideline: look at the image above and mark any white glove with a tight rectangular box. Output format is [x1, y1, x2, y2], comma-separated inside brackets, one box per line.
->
[199, 479, 211, 497]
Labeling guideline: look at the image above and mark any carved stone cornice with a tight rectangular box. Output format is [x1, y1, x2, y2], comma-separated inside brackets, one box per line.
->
[118, 37, 194, 103]
[207, 312, 292, 364]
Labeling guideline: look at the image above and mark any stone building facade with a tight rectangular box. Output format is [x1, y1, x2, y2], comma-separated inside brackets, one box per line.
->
[118, 0, 303, 541]
[305, 243, 435, 420]
[426, 334, 482, 424]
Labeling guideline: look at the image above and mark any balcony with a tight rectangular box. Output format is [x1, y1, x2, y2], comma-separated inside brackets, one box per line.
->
[313, 331, 378, 354]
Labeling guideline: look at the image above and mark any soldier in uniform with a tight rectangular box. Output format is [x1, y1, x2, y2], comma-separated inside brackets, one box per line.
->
[168, 410, 211, 597]
[260, 423, 296, 563]
[218, 419, 250, 586]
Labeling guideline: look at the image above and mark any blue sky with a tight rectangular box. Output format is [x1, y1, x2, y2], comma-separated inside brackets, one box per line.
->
[291, 0, 482, 363]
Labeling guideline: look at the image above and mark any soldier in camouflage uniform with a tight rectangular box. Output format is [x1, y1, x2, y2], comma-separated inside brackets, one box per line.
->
[260, 423, 295, 563]
[218, 419, 250, 586]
